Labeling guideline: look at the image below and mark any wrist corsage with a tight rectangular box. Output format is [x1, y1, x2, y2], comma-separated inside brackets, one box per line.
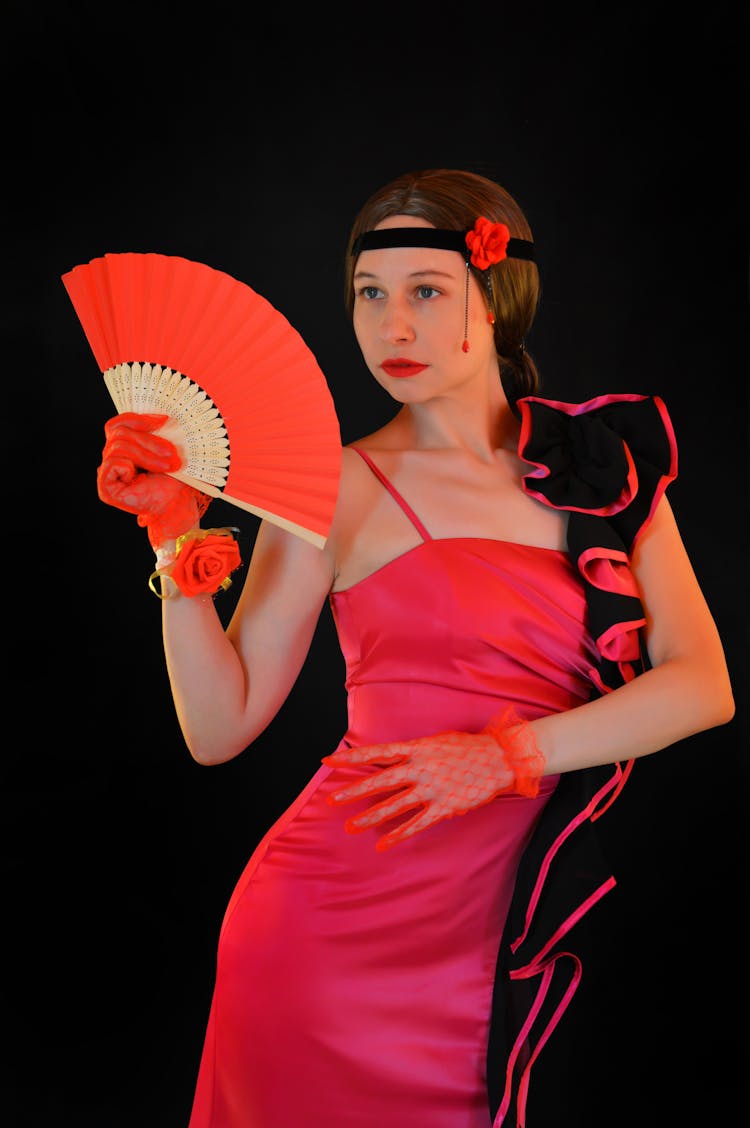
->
[148, 527, 242, 599]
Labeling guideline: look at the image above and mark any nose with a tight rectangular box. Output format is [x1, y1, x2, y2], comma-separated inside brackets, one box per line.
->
[378, 297, 415, 344]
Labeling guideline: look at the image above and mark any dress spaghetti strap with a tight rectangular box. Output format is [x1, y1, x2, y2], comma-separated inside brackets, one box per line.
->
[351, 447, 433, 542]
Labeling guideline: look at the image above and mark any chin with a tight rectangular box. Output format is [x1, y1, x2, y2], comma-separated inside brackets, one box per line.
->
[380, 381, 433, 404]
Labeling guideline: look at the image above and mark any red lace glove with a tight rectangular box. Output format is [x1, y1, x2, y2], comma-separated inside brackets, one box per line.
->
[322, 706, 545, 851]
[97, 412, 210, 550]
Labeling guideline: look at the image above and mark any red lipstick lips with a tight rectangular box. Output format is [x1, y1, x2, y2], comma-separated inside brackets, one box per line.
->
[381, 359, 428, 378]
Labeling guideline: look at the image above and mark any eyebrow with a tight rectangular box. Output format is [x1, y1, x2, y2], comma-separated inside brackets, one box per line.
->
[353, 268, 458, 281]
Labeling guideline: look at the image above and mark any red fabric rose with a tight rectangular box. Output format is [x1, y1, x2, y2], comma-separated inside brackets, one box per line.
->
[465, 217, 511, 270]
[169, 532, 241, 597]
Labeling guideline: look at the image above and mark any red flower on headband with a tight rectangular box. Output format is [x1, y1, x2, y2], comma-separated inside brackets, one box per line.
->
[465, 217, 511, 270]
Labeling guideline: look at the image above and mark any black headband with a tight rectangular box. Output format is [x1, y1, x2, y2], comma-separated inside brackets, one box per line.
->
[351, 227, 535, 263]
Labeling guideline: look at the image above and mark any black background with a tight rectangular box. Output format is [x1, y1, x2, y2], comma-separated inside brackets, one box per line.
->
[5, 3, 748, 1126]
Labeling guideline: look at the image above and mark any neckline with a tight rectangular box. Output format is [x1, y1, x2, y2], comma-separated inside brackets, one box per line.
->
[331, 535, 568, 597]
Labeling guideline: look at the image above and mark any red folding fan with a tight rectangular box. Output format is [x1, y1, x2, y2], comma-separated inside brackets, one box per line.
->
[62, 252, 342, 547]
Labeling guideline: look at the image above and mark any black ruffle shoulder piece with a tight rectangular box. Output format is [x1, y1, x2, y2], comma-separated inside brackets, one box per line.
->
[517, 393, 678, 693]
[487, 393, 679, 1126]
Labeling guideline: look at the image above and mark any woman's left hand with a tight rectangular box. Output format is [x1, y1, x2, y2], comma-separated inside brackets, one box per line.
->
[322, 729, 516, 851]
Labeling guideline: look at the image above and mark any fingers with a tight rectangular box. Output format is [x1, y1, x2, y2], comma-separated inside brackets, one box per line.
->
[376, 807, 446, 851]
[96, 458, 187, 511]
[327, 760, 418, 805]
[98, 413, 182, 519]
[97, 457, 144, 513]
[102, 427, 181, 473]
[102, 435, 181, 473]
[322, 743, 410, 768]
[343, 786, 423, 834]
[97, 460, 173, 516]
[103, 412, 170, 438]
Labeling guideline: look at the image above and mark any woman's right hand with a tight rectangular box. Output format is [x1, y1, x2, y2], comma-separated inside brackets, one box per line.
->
[97, 412, 209, 549]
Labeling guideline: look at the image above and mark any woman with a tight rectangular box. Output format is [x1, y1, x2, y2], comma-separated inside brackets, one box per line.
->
[96, 169, 734, 1126]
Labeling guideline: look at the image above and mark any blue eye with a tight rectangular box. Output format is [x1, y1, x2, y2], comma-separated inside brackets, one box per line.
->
[416, 285, 440, 299]
[357, 285, 383, 300]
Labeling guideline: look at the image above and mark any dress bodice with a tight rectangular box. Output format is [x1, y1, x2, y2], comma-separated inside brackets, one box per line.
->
[330, 536, 600, 748]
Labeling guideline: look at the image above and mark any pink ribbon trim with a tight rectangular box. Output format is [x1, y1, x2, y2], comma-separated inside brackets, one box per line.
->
[491, 760, 634, 1123]
[510, 764, 623, 954]
[494, 877, 616, 1127]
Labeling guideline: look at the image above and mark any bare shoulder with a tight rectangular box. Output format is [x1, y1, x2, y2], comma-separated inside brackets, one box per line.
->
[325, 439, 410, 589]
[331, 444, 384, 527]
[249, 444, 380, 580]
[631, 493, 682, 563]
[335, 416, 410, 506]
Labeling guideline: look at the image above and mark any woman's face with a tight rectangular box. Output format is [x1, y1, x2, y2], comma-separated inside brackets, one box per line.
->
[351, 216, 497, 405]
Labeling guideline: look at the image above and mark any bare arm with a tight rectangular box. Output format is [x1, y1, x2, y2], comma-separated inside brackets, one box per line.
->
[162, 518, 336, 765]
[533, 495, 735, 773]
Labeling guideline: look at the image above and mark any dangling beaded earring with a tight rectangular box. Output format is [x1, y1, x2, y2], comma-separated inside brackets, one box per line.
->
[461, 259, 471, 353]
[485, 269, 496, 325]
[463, 263, 497, 351]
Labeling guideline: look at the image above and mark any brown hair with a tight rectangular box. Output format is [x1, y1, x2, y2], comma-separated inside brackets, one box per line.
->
[344, 168, 541, 404]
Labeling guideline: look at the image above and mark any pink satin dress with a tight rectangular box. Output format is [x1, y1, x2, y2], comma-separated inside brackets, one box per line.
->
[187, 446, 603, 1128]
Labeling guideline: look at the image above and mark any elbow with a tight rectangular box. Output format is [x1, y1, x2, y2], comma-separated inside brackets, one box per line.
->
[708, 651, 736, 727]
[186, 736, 249, 767]
[712, 682, 736, 728]
[189, 748, 225, 767]
[183, 714, 267, 765]
[693, 662, 736, 731]
[652, 644, 736, 735]
[176, 706, 258, 766]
